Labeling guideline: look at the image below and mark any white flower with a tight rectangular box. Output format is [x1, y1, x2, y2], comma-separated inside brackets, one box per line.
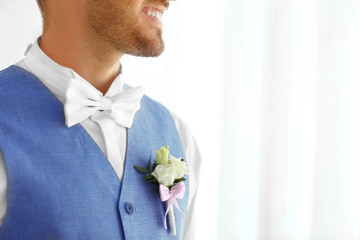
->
[152, 156, 189, 187]
[155, 146, 169, 165]
[169, 155, 189, 179]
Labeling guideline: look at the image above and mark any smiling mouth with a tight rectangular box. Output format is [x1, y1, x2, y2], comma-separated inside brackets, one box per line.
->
[145, 9, 163, 21]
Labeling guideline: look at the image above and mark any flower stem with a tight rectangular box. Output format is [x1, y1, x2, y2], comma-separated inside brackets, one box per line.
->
[168, 202, 176, 235]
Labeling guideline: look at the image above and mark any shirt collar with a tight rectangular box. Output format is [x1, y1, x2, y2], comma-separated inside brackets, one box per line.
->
[23, 37, 124, 104]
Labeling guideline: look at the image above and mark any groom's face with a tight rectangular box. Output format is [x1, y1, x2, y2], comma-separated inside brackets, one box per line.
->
[85, 0, 170, 57]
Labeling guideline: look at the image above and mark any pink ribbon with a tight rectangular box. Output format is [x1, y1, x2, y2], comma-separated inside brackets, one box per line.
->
[159, 181, 186, 229]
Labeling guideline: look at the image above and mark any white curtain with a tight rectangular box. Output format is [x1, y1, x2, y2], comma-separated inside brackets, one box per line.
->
[220, 0, 360, 239]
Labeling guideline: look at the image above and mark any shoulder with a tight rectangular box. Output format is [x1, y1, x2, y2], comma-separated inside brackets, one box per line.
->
[127, 87, 201, 166]
[141, 94, 168, 111]
[140, 93, 200, 159]
[141, 95, 195, 145]
[0, 65, 37, 91]
[0, 65, 29, 79]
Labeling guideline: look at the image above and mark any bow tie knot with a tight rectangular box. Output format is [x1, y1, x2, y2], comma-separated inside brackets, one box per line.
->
[64, 78, 145, 128]
[99, 97, 113, 111]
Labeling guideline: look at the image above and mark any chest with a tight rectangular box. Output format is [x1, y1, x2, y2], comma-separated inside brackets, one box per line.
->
[0, 65, 189, 240]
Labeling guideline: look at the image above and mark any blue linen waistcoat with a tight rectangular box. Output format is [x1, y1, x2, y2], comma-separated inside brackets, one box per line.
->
[0, 65, 189, 240]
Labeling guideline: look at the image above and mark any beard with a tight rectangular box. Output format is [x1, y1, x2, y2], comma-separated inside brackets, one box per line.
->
[128, 27, 164, 57]
[86, 0, 165, 57]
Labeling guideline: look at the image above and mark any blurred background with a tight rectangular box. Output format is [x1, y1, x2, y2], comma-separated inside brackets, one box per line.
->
[1, 0, 360, 239]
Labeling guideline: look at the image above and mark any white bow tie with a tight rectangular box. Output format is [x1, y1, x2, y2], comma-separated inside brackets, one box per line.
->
[64, 78, 145, 128]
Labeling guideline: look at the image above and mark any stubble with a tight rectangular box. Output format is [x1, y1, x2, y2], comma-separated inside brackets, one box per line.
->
[86, 0, 165, 57]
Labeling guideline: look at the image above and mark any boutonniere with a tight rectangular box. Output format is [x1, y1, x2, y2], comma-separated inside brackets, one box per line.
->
[134, 146, 189, 235]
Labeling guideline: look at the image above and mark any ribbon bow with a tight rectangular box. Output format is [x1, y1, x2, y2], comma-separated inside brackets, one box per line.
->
[64, 78, 145, 128]
[159, 181, 186, 229]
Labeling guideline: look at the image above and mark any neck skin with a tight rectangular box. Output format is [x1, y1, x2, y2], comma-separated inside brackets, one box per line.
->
[39, 1, 122, 95]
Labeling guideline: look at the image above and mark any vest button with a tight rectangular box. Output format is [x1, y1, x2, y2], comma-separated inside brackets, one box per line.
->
[125, 203, 134, 214]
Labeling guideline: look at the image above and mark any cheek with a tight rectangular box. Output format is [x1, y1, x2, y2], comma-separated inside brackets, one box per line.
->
[127, 0, 144, 10]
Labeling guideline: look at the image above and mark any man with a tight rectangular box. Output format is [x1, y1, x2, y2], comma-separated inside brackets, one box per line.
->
[0, 0, 201, 239]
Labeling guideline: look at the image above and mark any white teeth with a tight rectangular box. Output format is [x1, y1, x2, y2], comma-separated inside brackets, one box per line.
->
[156, 12, 161, 19]
[146, 10, 162, 20]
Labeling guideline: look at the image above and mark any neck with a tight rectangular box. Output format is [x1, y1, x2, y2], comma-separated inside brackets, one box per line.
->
[39, 13, 123, 95]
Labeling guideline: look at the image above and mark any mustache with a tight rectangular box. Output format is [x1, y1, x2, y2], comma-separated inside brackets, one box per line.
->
[143, 0, 170, 9]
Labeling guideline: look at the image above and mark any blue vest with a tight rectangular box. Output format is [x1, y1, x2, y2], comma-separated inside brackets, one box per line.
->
[0, 65, 188, 239]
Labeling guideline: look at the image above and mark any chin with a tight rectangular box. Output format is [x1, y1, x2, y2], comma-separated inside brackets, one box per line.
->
[126, 31, 165, 57]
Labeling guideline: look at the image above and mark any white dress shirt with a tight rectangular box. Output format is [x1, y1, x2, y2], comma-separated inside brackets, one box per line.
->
[0, 39, 201, 239]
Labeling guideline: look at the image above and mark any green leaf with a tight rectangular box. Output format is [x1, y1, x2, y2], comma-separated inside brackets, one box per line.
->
[143, 174, 153, 181]
[148, 178, 158, 183]
[151, 181, 160, 186]
[147, 156, 151, 172]
[134, 166, 148, 173]
[152, 163, 158, 172]
[174, 177, 187, 184]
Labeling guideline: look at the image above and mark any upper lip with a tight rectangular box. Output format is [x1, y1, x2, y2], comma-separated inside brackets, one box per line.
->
[142, 5, 168, 14]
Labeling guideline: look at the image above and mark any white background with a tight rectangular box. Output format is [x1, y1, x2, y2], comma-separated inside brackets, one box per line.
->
[2, 0, 360, 239]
